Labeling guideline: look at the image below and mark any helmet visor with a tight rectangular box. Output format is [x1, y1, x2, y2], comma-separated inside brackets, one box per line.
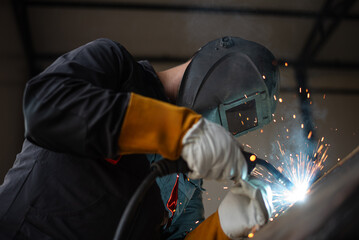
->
[225, 99, 258, 135]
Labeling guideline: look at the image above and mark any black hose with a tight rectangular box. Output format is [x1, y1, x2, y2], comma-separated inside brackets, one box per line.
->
[113, 158, 190, 240]
[112, 169, 159, 240]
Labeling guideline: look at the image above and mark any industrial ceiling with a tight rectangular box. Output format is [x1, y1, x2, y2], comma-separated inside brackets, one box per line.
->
[14, 0, 359, 72]
[12, 0, 359, 153]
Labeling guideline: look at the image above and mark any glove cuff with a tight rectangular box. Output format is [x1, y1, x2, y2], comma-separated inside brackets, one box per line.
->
[118, 93, 201, 160]
[185, 211, 230, 240]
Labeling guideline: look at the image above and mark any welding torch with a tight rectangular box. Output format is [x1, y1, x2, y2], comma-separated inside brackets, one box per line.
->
[241, 150, 295, 190]
[113, 151, 294, 240]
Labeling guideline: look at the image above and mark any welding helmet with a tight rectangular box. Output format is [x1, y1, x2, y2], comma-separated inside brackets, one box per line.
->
[177, 36, 279, 137]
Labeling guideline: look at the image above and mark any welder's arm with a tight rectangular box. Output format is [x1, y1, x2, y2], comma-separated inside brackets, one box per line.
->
[185, 179, 273, 240]
[24, 38, 247, 181]
[24, 38, 137, 158]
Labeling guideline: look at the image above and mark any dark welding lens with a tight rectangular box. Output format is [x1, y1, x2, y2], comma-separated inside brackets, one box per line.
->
[225, 100, 258, 135]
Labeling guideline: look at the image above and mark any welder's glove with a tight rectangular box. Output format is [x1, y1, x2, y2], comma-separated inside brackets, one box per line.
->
[218, 178, 273, 239]
[185, 178, 272, 240]
[118, 93, 247, 181]
[118, 93, 201, 160]
[181, 118, 248, 181]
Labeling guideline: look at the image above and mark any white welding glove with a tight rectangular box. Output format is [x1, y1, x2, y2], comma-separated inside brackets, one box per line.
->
[181, 118, 248, 181]
[218, 178, 273, 239]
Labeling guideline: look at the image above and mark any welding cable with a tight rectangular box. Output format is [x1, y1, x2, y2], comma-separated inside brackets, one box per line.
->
[113, 158, 189, 240]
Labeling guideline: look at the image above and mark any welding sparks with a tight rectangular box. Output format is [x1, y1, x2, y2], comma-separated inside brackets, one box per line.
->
[245, 144, 252, 149]
[252, 139, 328, 217]
[307, 131, 312, 139]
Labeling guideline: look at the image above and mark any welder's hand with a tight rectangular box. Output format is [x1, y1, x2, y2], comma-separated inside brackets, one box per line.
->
[218, 178, 273, 239]
[181, 118, 248, 181]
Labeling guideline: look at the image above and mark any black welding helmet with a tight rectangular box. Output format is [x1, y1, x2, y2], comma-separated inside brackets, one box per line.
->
[177, 36, 280, 137]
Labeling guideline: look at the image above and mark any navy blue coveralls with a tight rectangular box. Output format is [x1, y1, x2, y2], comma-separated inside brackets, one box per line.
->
[0, 39, 204, 240]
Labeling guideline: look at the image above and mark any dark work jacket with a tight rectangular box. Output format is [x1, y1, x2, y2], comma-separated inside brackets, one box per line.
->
[0, 39, 170, 240]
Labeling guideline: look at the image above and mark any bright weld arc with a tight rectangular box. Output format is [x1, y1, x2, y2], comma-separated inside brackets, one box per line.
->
[252, 140, 328, 217]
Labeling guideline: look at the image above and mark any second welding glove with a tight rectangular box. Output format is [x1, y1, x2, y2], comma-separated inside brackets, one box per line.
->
[184, 178, 273, 240]
[118, 93, 248, 181]
[218, 178, 273, 239]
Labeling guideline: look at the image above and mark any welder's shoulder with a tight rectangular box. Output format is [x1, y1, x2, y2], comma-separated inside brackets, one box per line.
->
[84, 38, 128, 54]
[87, 38, 117, 47]
[78, 38, 135, 67]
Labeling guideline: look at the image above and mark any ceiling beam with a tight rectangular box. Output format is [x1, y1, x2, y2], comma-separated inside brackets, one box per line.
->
[34, 53, 359, 71]
[26, 0, 359, 20]
[298, 0, 358, 64]
[295, 0, 357, 155]
[278, 59, 359, 71]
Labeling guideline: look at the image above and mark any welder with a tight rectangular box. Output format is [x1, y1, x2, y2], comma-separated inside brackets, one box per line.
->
[0, 36, 279, 240]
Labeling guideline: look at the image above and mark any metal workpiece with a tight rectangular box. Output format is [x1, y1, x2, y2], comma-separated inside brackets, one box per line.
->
[252, 146, 359, 240]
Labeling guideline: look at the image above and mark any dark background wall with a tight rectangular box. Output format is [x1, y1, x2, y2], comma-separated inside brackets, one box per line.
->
[0, 0, 26, 179]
